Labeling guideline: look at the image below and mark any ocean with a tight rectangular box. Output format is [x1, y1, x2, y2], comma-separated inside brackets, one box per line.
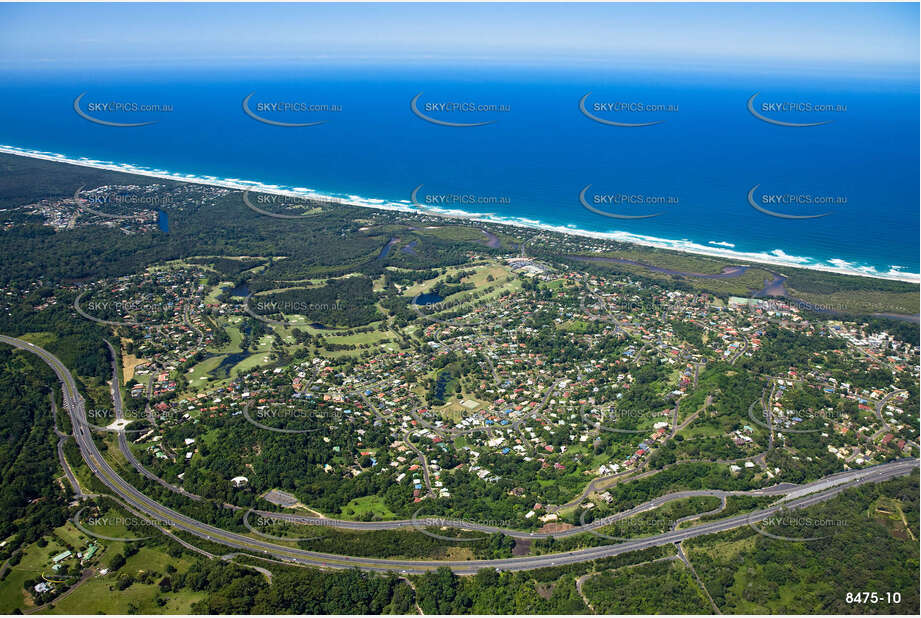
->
[0, 62, 917, 281]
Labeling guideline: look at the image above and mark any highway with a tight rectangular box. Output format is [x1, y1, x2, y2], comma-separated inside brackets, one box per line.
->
[249, 458, 887, 539]
[51, 394, 84, 498]
[105, 339, 207, 503]
[2, 334, 918, 575]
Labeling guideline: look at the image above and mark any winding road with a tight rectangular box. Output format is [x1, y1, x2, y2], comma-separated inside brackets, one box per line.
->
[2, 334, 917, 575]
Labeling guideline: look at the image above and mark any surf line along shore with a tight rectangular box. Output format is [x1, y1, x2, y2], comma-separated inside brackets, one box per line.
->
[0, 145, 917, 285]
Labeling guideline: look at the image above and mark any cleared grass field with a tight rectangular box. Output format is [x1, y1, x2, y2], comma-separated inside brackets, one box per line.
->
[0, 534, 74, 612]
[0, 514, 167, 614]
[412, 225, 492, 244]
[787, 287, 919, 316]
[15, 331, 58, 348]
[339, 496, 396, 520]
[39, 547, 204, 615]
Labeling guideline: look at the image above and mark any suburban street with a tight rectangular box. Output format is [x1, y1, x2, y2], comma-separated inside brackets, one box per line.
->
[2, 334, 917, 575]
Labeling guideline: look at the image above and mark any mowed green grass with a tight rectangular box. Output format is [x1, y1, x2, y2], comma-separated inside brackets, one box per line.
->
[187, 327, 275, 390]
[38, 547, 204, 614]
[540, 278, 568, 290]
[0, 534, 72, 612]
[74, 505, 153, 543]
[0, 502, 206, 614]
[399, 260, 502, 297]
[207, 319, 244, 354]
[405, 261, 521, 320]
[228, 334, 275, 375]
[339, 496, 396, 520]
[189, 309, 403, 385]
[412, 225, 490, 244]
[204, 281, 234, 305]
[680, 419, 726, 439]
[1, 515, 143, 613]
[185, 354, 225, 386]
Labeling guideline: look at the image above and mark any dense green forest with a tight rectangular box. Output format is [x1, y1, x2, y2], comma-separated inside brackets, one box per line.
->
[0, 349, 68, 566]
[1, 151, 919, 615]
[581, 558, 713, 613]
[103, 476, 920, 614]
[686, 471, 920, 614]
[3, 152, 916, 321]
[0, 154, 494, 289]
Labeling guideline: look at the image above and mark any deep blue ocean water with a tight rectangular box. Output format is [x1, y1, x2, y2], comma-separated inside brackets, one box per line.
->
[0, 63, 917, 279]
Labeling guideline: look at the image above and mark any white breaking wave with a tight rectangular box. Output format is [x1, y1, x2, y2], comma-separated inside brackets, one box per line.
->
[1, 143, 917, 284]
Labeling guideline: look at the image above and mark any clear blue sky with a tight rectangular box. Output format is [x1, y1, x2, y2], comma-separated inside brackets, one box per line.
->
[1, 2, 917, 69]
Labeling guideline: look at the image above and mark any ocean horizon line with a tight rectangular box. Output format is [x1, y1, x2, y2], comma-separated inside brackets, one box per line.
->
[2, 143, 918, 285]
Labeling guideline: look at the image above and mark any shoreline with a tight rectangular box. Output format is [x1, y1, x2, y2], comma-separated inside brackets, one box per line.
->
[1, 143, 918, 285]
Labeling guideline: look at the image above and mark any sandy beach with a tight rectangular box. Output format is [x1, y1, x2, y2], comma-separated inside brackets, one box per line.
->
[2, 143, 917, 284]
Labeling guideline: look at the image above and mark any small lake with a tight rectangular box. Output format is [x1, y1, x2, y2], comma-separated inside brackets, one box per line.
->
[157, 209, 169, 233]
[216, 352, 247, 377]
[433, 370, 453, 402]
[414, 293, 444, 306]
[228, 283, 250, 297]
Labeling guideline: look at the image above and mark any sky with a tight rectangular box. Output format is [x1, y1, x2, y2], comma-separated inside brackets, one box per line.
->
[0, 2, 918, 71]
